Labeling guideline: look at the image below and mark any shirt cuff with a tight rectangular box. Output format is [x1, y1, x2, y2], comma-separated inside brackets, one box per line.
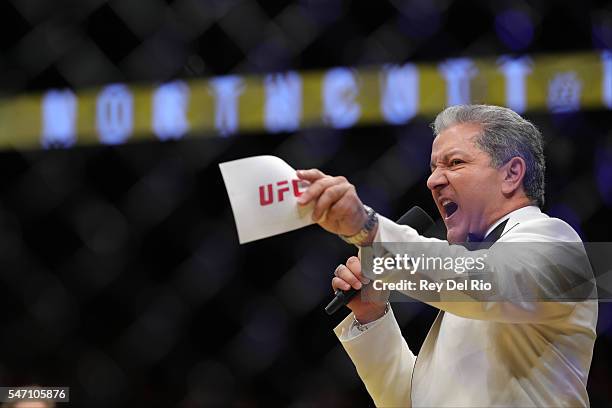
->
[334, 304, 393, 341]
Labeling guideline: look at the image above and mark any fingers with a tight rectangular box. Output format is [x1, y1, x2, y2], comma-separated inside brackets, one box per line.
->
[331, 257, 370, 292]
[297, 175, 348, 207]
[336, 263, 362, 290]
[332, 276, 351, 291]
[313, 183, 351, 221]
[346, 256, 366, 282]
[296, 169, 327, 182]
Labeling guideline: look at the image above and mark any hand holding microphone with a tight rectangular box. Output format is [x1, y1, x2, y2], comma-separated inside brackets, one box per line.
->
[294, 168, 436, 316]
[325, 206, 435, 315]
[331, 256, 390, 323]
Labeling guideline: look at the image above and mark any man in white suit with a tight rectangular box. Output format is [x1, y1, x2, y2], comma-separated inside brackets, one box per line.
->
[296, 105, 597, 407]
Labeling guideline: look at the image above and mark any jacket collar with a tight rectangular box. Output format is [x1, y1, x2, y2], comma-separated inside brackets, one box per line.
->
[466, 205, 542, 248]
[493, 205, 543, 239]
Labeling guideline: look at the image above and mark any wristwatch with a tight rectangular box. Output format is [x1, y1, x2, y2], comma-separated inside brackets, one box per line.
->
[340, 205, 378, 246]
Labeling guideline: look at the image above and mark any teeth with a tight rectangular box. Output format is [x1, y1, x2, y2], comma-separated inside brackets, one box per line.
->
[441, 199, 451, 206]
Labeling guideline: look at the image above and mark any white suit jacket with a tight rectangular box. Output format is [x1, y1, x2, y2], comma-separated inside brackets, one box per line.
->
[335, 206, 597, 407]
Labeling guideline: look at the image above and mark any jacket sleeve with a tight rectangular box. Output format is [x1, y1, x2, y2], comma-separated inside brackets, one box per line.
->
[363, 215, 594, 323]
[334, 307, 416, 407]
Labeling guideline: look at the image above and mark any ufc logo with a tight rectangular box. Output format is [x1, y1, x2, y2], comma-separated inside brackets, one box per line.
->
[259, 179, 306, 206]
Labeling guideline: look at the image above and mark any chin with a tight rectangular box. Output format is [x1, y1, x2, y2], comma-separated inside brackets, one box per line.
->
[446, 228, 466, 244]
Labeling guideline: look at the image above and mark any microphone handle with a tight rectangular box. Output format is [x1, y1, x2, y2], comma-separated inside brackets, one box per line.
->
[325, 288, 358, 315]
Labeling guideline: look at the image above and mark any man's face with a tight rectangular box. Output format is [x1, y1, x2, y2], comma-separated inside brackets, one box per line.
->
[427, 123, 505, 244]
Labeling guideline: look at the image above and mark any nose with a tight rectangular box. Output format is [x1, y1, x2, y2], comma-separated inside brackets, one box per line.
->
[427, 167, 448, 192]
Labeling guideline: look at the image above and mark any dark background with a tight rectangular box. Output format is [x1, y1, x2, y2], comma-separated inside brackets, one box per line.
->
[0, 0, 611, 406]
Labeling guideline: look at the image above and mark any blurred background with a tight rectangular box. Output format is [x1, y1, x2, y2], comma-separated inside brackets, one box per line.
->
[0, 0, 611, 406]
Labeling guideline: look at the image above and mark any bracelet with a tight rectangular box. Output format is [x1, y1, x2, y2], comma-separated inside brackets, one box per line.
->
[340, 205, 378, 247]
[353, 302, 390, 332]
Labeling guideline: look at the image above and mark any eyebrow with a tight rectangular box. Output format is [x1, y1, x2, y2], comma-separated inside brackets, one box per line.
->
[430, 148, 470, 170]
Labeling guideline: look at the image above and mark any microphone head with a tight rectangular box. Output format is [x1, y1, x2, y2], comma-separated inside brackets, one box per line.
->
[396, 206, 435, 235]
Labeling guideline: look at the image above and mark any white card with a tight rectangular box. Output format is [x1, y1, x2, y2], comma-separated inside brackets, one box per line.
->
[219, 155, 314, 243]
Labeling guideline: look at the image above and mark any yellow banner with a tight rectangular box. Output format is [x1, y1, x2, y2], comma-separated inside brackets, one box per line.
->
[0, 51, 610, 150]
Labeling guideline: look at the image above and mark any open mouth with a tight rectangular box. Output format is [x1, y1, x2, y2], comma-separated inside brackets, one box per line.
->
[443, 201, 458, 219]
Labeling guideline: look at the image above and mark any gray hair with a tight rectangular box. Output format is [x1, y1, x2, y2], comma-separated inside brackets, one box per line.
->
[431, 104, 545, 207]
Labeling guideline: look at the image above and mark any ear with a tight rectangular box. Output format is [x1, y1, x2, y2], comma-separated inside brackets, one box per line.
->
[500, 157, 526, 195]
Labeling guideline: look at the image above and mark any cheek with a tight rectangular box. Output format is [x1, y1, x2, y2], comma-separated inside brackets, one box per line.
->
[467, 171, 497, 191]
[451, 176, 491, 205]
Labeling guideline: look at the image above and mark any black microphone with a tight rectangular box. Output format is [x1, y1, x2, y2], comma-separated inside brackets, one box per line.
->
[324, 206, 435, 315]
